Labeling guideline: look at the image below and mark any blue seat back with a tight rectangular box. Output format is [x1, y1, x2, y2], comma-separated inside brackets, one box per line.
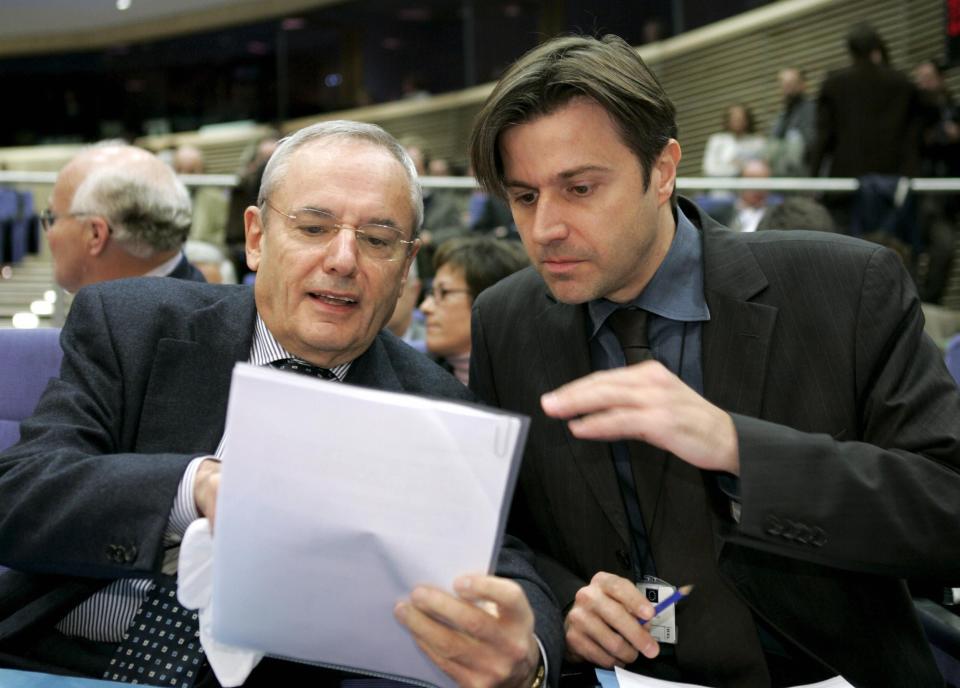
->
[0, 328, 63, 451]
[946, 334, 960, 386]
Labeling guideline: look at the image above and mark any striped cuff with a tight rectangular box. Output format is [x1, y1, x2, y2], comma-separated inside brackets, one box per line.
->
[165, 456, 212, 542]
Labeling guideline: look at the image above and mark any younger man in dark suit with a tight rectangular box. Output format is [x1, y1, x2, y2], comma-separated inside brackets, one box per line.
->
[429, 33, 960, 687]
[0, 121, 561, 687]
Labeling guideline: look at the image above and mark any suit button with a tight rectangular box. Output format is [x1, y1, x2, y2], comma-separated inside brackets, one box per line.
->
[105, 545, 123, 563]
[123, 545, 138, 563]
[616, 549, 631, 569]
[810, 527, 827, 547]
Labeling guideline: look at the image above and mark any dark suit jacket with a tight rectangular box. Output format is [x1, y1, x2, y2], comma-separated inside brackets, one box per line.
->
[809, 60, 921, 177]
[169, 253, 207, 282]
[469, 199, 960, 687]
[0, 277, 563, 684]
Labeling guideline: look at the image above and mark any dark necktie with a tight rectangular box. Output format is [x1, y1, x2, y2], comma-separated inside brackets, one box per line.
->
[606, 308, 654, 366]
[606, 308, 767, 685]
[104, 577, 204, 687]
[270, 357, 336, 380]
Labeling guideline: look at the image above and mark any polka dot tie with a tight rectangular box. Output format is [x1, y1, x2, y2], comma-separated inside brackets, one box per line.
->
[270, 357, 336, 380]
[103, 577, 204, 687]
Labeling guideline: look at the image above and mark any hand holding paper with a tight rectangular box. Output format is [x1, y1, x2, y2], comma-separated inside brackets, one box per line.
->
[202, 363, 529, 687]
[395, 574, 541, 688]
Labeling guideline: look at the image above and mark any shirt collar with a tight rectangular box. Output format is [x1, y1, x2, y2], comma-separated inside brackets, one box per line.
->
[587, 206, 710, 337]
[249, 313, 351, 381]
[143, 251, 185, 278]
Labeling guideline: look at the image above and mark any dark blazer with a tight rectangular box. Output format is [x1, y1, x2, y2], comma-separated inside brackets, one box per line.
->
[0, 277, 563, 684]
[469, 199, 960, 687]
[169, 253, 207, 282]
[809, 60, 920, 177]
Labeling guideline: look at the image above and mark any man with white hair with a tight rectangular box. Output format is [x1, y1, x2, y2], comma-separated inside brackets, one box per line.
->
[42, 143, 204, 292]
[0, 121, 561, 688]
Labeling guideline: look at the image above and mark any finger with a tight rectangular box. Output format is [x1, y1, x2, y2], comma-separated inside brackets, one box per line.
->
[453, 575, 534, 626]
[406, 629, 480, 688]
[593, 572, 656, 620]
[566, 408, 658, 443]
[574, 601, 657, 660]
[395, 600, 494, 676]
[541, 364, 664, 419]
[407, 586, 507, 657]
[565, 625, 622, 668]
[566, 605, 640, 666]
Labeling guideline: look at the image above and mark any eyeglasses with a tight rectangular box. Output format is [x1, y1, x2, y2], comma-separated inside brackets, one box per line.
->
[39, 209, 106, 233]
[427, 284, 472, 302]
[263, 200, 415, 262]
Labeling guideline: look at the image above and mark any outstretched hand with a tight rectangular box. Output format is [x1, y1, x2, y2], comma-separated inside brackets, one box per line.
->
[541, 361, 740, 475]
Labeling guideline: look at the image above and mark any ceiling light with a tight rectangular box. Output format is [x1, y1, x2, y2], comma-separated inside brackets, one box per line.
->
[116, 0, 131, 10]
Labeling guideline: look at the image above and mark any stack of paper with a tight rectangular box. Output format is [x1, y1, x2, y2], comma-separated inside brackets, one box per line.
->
[210, 363, 528, 687]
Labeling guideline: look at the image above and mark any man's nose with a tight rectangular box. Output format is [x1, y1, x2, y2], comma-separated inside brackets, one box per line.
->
[322, 227, 360, 275]
[529, 196, 569, 245]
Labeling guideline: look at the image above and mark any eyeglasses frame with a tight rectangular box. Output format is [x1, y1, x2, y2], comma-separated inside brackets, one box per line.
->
[261, 199, 416, 262]
[40, 208, 112, 234]
[427, 283, 473, 303]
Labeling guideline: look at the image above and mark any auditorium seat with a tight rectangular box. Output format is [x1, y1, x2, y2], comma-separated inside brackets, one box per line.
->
[0, 328, 62, 451]
[946, 334, 960, 385]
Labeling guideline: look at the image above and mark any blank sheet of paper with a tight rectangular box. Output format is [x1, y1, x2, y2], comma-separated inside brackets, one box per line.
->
[211, 363, 528, 687]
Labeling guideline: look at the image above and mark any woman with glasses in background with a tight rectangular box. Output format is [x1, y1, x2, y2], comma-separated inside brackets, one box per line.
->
[420, 236, 528, 384]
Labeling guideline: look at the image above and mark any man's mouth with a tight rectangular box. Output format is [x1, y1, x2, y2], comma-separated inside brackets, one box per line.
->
[309, 291, 358, 306]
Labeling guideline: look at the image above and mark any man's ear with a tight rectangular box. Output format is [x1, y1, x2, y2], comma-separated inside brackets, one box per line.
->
[654, 139, 682, 206]
[244, 205, 264, 272]
[86, 216, 111, 256]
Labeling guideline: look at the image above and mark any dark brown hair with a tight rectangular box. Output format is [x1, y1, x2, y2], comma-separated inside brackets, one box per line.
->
[434, 237, 529, 299]
[469, 34, 677, 198]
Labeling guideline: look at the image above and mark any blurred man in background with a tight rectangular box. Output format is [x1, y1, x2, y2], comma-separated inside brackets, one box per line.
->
[43, 142, 203, 292]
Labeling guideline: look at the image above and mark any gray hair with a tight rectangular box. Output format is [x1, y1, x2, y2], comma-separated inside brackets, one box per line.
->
[70, 155, 192, 259]
[257, 120, 424, 236]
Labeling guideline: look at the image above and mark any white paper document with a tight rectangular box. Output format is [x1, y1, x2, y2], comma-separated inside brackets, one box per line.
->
[210, 363, 528, 687]
[608, 666, 854, 688]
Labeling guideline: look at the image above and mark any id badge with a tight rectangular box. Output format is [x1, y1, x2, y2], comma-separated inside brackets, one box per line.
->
[637, 576, 677, 644]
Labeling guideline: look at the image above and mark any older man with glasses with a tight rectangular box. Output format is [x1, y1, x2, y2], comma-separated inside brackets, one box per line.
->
[0, 121, 562, 688]
[42, 142, 205, 292]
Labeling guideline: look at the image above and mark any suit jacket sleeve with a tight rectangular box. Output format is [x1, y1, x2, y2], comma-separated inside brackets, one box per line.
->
[496, 535, 564, 688]
[730, 245, 960, 581]
[0, 287, 196, 579]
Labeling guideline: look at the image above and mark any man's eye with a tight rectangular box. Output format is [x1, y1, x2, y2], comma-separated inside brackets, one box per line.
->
[300, 224, 332, 236]
[360, 234, 390, 248]
[570, 184, 591, 196]
[513, 192, 537, 206]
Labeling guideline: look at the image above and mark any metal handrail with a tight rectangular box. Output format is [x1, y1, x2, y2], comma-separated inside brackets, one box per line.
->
[1, 170, 958, 193]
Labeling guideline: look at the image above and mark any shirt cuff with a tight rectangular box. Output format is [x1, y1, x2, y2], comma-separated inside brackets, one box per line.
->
[534, 633, 549, 687]
[165, 455, 214, 542]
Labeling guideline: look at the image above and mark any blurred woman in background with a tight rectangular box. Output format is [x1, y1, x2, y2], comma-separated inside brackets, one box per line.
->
[420, 236, 528, 384]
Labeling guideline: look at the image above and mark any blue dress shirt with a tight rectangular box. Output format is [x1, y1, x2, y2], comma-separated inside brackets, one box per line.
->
[586, 207, 710, 579]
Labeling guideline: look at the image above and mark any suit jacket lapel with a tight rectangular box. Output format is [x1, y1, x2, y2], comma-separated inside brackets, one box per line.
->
[343, 334, 404, 392]
[535, 294, 632, 547]
[699, 222, 776, 419]
[137, 287, 257, 454]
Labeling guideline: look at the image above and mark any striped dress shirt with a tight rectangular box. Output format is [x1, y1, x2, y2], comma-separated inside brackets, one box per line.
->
[56, 314, 350, 641]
